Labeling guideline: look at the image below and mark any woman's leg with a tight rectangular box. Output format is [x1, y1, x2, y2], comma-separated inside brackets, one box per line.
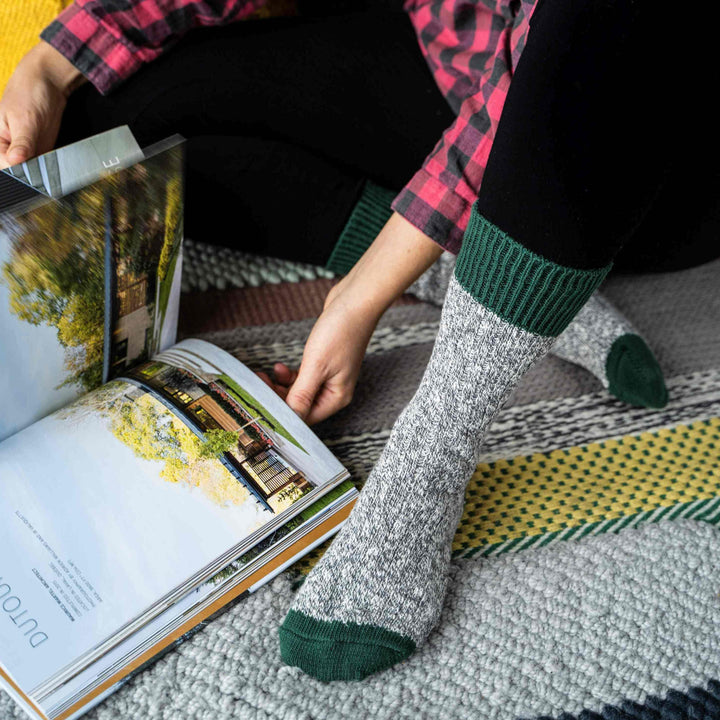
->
[280, 0, 695, 680]
[57, 9, 455, 262]
[613, 117, 720, 273]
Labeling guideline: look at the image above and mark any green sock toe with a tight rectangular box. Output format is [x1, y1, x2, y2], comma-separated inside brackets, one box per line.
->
[606, 333, 668, 409]
[279, 610, 415, 681]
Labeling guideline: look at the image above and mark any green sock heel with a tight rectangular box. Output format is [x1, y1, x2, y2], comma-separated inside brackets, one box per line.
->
[606, 333, 668, 409]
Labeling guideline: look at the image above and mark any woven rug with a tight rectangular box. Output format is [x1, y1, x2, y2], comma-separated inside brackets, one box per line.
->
[2, 247, 719, 720]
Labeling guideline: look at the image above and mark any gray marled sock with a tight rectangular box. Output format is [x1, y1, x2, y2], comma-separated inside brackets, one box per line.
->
[553, 293, 668, 408]
[279, 276, 554, 680]
[408, 250, 457, 305]
[410, 260, 667, 409]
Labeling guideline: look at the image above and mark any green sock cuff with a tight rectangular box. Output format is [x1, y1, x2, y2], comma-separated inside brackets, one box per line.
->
[325, 181, 396, 275]
[279, 609, 415, 682]
[455, 206, 612, 337]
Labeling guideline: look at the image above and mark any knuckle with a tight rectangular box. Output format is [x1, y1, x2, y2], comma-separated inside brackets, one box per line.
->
[291, 388, 314, 407]
[11, 132, 34, 147]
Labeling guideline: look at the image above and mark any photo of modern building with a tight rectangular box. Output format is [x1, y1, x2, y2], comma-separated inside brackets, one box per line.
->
[111, 271, 154, 374]
[124, 361, 312, 513]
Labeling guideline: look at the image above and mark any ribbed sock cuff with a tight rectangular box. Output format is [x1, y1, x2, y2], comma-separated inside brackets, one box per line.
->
[325, 180, 395, 275]
[455, 206, 612, 337]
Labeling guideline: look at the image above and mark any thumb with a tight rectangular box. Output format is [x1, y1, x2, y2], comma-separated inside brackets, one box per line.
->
[7, 119, 38, 165]
[285, 361, 324, 420]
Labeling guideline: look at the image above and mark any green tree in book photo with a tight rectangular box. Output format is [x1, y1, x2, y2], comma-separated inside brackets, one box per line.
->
[0, 147, 183, 394]
[1, 184, 106, 390]
[110, 390, 253, 507]
[198, 429, 241, 459]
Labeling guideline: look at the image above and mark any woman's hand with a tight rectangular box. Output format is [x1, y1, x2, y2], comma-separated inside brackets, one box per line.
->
[278, 277, 381, 424]
[266, 212, 444, 424]
[0, 42, 85, 169]
[258, 275, 381, 424]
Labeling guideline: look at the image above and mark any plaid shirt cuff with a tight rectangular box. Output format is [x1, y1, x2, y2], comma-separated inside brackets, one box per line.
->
[391, 168, 474, 255]
[41, 4, 144, 95]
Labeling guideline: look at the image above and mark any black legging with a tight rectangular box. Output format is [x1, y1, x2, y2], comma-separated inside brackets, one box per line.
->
[476, 0, 720, 273]
[57, 4, 720, 274]
[58, 9, 454, 267]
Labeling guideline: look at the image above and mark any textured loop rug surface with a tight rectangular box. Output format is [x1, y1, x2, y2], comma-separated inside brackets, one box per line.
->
[2, 253, 719, 719]
[6, 521, 720, 720]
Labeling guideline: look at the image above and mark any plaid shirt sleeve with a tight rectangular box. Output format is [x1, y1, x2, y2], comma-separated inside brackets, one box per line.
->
[393, 0, 538, 254]
[41, 0, 266, 95]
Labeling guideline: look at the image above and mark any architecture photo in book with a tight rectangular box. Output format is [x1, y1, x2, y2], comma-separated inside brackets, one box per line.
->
[0, 128, 184, 442]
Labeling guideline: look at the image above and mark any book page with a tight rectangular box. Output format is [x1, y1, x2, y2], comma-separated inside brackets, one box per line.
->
[41, 482, 357, 720]
[0, 341, 344, 698]
[150, 339, 345, 491]
[0, 136, 184, 442]
[1, 127, 142, 202]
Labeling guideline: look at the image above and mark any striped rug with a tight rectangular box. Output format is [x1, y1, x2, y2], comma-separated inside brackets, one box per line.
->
[2, 247, 718, 720]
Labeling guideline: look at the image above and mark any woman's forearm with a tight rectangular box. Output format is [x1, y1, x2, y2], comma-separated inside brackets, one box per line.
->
[336, 211, 444, 317]
[33, 41, 87, 96]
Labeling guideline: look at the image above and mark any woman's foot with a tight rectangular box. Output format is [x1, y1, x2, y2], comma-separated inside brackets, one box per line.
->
[279, 212, 610, 681]
[552, 294, 668, 408]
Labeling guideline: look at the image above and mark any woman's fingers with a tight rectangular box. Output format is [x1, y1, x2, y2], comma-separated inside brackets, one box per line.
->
[256, 370, 290, 400]
[0, 82, 40, 168]
[285, 361, 325, 421]
[264, 362, 349, 424]
[4, 111, 40, 165]
[304, 384, 352, 426]
[273, 362, 298, 386]
[0, 120, 31, 169]
[0, 119, 13, 169]
[0, 143, 10, 170]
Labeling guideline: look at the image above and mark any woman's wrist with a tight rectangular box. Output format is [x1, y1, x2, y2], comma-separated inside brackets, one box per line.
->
[32, 41, 86, 97]
[336, 211, 444, 317]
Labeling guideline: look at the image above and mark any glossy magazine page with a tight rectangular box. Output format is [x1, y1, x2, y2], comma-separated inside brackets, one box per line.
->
[43, 483, 357, 720]
[0, 128, 183, 442]
[0, 338, 346, 707]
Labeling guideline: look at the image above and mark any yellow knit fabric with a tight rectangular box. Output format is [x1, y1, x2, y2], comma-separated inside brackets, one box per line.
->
[295, 416, 720, 574]
[0, 1, 73, 95]
[454, 417, 720, 556]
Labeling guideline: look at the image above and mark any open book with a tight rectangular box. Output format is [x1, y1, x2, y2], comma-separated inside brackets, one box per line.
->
[0, 129, 357, 720]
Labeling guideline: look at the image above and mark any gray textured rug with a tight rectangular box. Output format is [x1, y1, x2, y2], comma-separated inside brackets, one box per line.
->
[2, 257, 719, 720]
[55, 520, 720, 720]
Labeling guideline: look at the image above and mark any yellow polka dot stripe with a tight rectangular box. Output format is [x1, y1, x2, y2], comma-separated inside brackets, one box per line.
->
[457, 417, 720, 556]
[296, 417, 720, 574]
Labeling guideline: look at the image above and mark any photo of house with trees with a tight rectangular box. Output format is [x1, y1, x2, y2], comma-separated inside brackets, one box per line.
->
[0, 143, 183, 394]
[123, 358, 313, 514]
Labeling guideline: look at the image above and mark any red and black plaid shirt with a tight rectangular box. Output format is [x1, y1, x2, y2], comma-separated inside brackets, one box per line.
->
[42, 0, 537, 254]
